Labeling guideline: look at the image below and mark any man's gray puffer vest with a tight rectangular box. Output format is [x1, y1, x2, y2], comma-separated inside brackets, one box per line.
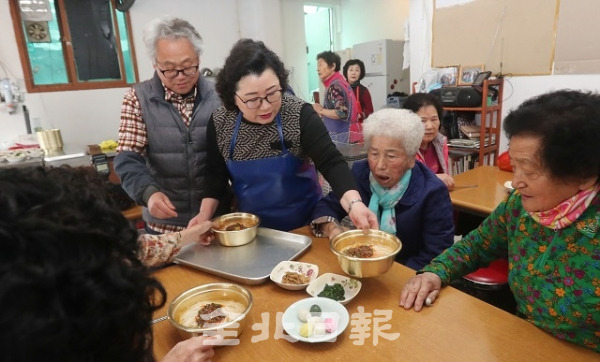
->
[116, 72, 221, 228]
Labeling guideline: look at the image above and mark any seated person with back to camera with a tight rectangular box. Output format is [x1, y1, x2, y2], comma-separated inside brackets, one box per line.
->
[0, 166, 219, 361]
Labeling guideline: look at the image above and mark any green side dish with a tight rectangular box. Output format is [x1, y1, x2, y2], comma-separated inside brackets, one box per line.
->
[318, 283, 345, 301]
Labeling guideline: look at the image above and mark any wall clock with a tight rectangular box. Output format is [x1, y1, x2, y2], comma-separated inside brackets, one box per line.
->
[25, 21, 51, 43]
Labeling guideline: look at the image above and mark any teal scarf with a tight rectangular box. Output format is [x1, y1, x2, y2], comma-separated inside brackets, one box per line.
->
[368, 169, 412, 234]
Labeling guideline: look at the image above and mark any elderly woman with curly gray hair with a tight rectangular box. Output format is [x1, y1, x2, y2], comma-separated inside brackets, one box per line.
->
[190, 39, 377, 232]
[400, 90, 600, 352]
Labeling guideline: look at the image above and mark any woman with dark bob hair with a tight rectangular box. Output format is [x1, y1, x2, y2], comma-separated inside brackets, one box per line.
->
[0, 166, 218, 361]
[403, 92, 454, 190]
[190, 39, 377, 232]
[400, 90, 600, 352]
[343, 59, 374, 129]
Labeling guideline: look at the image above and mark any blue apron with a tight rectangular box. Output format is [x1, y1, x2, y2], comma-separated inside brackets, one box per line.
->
[226, 113, 322, 231]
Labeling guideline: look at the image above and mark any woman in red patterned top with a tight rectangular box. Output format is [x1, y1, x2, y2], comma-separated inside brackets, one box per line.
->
[343, 59, 374, 123]
[313, 51, 360, 143]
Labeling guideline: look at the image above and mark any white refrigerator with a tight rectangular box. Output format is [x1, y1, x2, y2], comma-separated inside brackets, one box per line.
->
[352, 39, 410, 111]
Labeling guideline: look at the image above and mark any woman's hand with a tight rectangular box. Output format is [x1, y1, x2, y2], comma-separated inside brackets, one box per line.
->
[180, 221, 215, 246]
[312, 103, 324, 116]
[348, 201, 378, 231]
[321, 221, 347, 241]
[162, 335, 222, 362]
[399, 272, 442, 311]
[187, 214, 207, 228]
[437, 173, 455, 191]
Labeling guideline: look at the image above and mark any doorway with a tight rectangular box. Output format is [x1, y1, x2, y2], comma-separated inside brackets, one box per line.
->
[304, 5, 332, 101]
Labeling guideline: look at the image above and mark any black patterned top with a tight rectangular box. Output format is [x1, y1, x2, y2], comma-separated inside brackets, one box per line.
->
[204, 94, 356, 200]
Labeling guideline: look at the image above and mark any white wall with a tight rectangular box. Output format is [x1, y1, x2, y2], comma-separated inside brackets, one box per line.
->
[3, 0, 597, 152]
[498, 75, 600, 152]
[281, 0, 310, 101]
[0, 0, 409, 148]
[339, 0, 408, 48]
[409, 0, 600, 153]
[0, 0, 287, 147]
[0, 0, 243, 147]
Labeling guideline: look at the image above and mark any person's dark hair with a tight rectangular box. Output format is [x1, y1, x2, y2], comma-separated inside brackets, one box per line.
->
[0, 166, 166, 362]
[216, 39, 289, 112]
[317, 51, 341, 72]
[504, 89, 600, 182]
[402, 92, 444, 120]
[342, 59, 366, 82]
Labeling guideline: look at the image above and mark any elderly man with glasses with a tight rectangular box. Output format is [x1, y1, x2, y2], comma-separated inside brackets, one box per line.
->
[115, 16, 230, 236]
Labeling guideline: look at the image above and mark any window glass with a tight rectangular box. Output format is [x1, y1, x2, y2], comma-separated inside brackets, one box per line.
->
[116, 10, 136, 84]
[13, 0, 137, 92]
[22, 3, 68, 85]
[63, 0, 121, 82]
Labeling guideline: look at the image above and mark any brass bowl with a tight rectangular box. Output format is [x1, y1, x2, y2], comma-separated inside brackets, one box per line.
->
[211, 212, 260, 247]
[167, 283, 253, 343]
[330, 229, 402, 278]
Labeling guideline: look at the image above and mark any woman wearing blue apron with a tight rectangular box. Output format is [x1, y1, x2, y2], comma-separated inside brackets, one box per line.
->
[191, 39, 377, 232]
[226, 113, 320, 230]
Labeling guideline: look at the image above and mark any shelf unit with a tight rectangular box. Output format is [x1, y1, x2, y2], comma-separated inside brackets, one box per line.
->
[445, 79, 504, 174]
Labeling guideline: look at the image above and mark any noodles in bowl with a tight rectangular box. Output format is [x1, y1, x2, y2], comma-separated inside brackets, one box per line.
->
[342, 243, 396, 258]
[179, 300, 247, 329]
[168, 283, 253, 343]
[330, 230, 402, 278]
[211, 213, 260, 247]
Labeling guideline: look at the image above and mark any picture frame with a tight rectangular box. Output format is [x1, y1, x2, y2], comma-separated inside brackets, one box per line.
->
[472, 71, 492, 86]
[458, 64, 484, 86]
[438, 66, 458, 87]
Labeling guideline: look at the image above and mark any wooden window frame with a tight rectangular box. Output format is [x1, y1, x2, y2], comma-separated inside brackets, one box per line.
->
[9, 0, 139, 93]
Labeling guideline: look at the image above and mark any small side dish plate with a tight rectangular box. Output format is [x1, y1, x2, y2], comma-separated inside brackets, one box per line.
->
[6, 156, 25, 163]
[282, 297, 349, 343]
[270, 261, 319, 290]
[306, 273, 361, 305]
[504, 181, 514, 192]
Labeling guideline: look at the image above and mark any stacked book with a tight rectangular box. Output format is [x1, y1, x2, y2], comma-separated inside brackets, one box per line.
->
[449, 138, 480, 148]
[459, 124, 481, 140]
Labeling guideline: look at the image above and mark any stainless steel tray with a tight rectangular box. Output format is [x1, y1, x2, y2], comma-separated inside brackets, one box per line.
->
[174, 227, 312, 285]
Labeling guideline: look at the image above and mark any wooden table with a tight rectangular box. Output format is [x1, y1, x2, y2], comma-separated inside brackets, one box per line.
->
[151, 227, 596, 361]
[450, 166, 513, 286]
[122, 205, 142, 221]
[450, 166, 513, 216]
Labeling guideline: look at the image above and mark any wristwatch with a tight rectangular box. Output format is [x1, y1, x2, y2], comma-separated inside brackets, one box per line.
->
[87, 144, 110, 179]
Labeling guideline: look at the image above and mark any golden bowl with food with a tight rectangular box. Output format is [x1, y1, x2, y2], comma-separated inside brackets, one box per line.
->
[167, 283, 253, 343]
[211, 212, 260, 247]
[330, 229, 402, 278]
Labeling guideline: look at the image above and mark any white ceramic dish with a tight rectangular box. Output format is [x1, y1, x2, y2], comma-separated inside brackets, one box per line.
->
[306, 272, 361, 305]
[270, 261, 319, 291]
[282, 297, 349, 343]
[24, 148, 44, 158]
[6, 156, 26, 163]
[504, 181, 514, 192]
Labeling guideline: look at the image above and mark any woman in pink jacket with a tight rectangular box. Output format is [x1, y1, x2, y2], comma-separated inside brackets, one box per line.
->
[403, 93, 455, 190]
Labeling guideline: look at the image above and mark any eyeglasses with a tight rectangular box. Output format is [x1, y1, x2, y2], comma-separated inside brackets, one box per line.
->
[235, 89, 283, 109]
[156, 65, 199, 79]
